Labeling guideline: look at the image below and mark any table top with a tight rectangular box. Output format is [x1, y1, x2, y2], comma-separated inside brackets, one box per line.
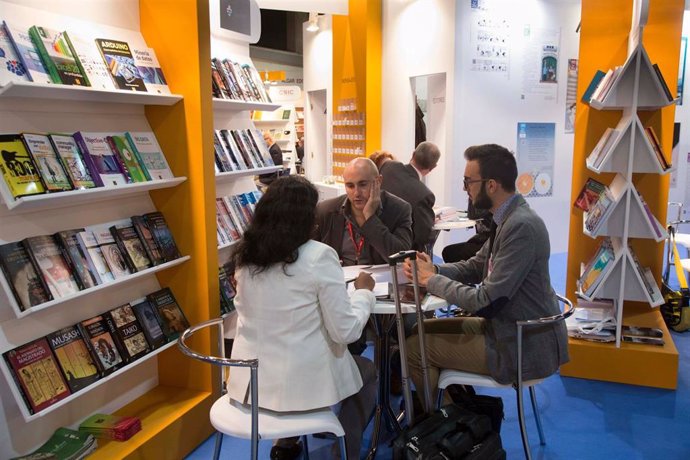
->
[433, 218, 477, 231]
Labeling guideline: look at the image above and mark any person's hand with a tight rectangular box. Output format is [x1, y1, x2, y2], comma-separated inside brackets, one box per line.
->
[354, 272, 375, 291]
[363, 180, 381, 221]
[402, 251, 435, 287]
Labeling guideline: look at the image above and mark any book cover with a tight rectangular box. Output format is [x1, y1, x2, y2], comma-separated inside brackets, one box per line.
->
[64, 32, 114, 91]
[216, 199, 240, 241]
[146, 287, 189, 340]
[73, 132, 127, 187]
[581, 69, 605, 103]
[130, 215, 164, 265]
[213, 131, 235, 172]
[574, 178, 606, 212]
[131, 298, 167, 349]
[47, 325, 100, 392]
[107, 303, 151, 362]
[95, 38, 146, 92]
[143, 211, 181, 262]
[131, 46, 170, 94]
[28, 26, 89, 86]
[227, 59, 253, 101]
[75, 230, 113, 284]
[109, 224, 151, 272]
[78, 315, 124, 376]
[3, 337, 70, 414]
[241, 129, 267, 168]
[0, 21, 30, 85]
[222, 195, 248, 233]
[249, 128, 275, 166]
[585, 188, 616, 234]
[124, 132, 173, 180]
[211, 59, 229, 99]
[0, 241, 53, 310]
[106, 134, 147, 183]
[79, 413, 141, 441]
[0, 133, 46, 199]
[216, 58, 242, 100]
[230, 130, 260, 169]
[21, 133, 73, 192]
[652, 63, 674, 101]
[54, 229, 100, 289]
[215, 129, 244, 170]
[14, 427, 96, 459]
[47, 134, 98, 189]
[240, 64, 262, 101]
[23, 235, 80, 299]
[2, 20, 51, 84]
[580, 240, 615, 296]
[244, 63, 271, 102]
[88, 224, 132, 279]
[218, 266, 236, 316]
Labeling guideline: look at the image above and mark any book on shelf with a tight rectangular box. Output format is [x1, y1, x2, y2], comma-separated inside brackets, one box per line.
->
[637, 193, 664, 239]
[73, 132, 125, 187]
[581, 70, 606, 104]
[146, 287, 189, 341]
[219, 265, 236, 316]
[241, 64, 262, 101]
[143, 211, 182, 262]
[105, 134, 148, 183]
[106, 303, 151, 362]
[652, 63, 674, 102]
[227, 59, 254, 101]
[216, 199, 241, 242]
[75, 230, 114, 284]
[216, 59, 243, 100]
[0, 133, 46, 199]
[124, 132, 174, 180]
[131, 46, 170, 95]
[584, 187, 616, 234]
[2, 20, 52, 84]
[245, 63, 271, 102]
[131, 297, 167, 349]
[643, 126, 670, 170]
[579, 238, 616, 296]
[0, 21, 30, 85]
[130, 215, 164, 265]
[11, 427, 97, 460]
[221, 130, 249, 170]
[213, 130, 236, 172]
[210, 58, 230, 99]
[222, 195, 249, 232]
[588, 127, 618, 169]
[2, 337, 70, 414]
[574, 177, 607, 212]
[87, 224, 132, 279]
[621, 335, 664, 346]
[65, 32, 115, 91]
[109, 224, 152, 272]
[0, 241, 53, 310]
[243, 129, 270, 167]
[628, 245, 658, 299]
[94, 38, 146, 92]
[77, 315, 125, 376]
[21, 133, 73, 192]
[28, 26, 89, 86]
[54, 229, 100, 289]
[47, 325, 100, 392]
[250, 128, 276, 166]
[23, 235, 81, 299]
[47, 134, 98, 190]
[79, 413, 141, 441]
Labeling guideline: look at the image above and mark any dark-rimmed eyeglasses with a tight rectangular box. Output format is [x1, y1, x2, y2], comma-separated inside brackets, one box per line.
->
[463, 177, 488, 190]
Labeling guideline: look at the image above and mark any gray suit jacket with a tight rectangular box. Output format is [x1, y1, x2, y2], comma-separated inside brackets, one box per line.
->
[427, 195, 569, 384]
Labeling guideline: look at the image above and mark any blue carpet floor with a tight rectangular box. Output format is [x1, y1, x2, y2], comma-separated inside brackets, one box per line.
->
[185, 252, 690, 459]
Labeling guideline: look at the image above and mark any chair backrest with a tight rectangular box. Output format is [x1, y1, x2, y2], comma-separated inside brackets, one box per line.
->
[178, 318, 259, 458]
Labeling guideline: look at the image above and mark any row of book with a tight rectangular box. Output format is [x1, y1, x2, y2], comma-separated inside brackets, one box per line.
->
[3, 287, 190, 415]
[213, 128, 276, 174]
[252, 108, 292, 121]
[0, 212, 181, 311]
[0, 131, 173, 201]
[219, 262, 237, 317]
[0, 20, 170, 94]
[581, 58, 674, 105]
[79, 412, 142, 441]
[211, 57, 271, 103]
[588, 124, 670, 171]
[574, 178, 616, 234]
[11, 427, 97, 460]
[216, 190, 262, 247]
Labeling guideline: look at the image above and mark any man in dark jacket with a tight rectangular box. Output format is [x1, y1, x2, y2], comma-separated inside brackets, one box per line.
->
[258, 132, 283, 186]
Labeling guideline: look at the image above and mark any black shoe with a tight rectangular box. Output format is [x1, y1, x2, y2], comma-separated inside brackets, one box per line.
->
[270, 442, 303, 460]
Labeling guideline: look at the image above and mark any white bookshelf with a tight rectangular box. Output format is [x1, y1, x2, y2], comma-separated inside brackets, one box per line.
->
[215, 166, 281, 183]
[212, 98, 280, 112]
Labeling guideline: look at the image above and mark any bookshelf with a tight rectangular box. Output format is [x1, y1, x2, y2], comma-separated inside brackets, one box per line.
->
[562, 0, 683, 389]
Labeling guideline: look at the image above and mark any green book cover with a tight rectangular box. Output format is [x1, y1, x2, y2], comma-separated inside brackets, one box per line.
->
[28, 26, 89, 86]
[107, 135, 148, 183]
[11, 427, 95, 460]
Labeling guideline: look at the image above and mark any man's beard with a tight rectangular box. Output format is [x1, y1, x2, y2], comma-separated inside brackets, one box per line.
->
[472, 182, 493, 210]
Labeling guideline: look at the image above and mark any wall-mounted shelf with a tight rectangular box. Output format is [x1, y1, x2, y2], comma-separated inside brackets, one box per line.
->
[212, 98, 281, 112]
[215, 166, 281, 183]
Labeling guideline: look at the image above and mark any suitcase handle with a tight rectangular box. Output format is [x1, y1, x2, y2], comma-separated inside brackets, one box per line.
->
[388, 250, 417, 265]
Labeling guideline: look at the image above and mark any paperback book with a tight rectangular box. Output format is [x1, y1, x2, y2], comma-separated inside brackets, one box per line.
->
[28, 26, 89, 86]
[54, 229, 99, 289]
[65, 32, 114, 91]
[574, 178, 607, 212]
[75, 230, 113, 284]
[88, 223, 132, 279]
[47, 325, 100, 392]
[95, 38, 146, 92]
[0, 133, 46, 199]
[107, 303, 150, 362]
[79, 413, 142, 441]
[23, 235, 80, 299]
[124, 132, 174, 180]
[0, 241, 53, 310]
[78, 315, 124, 376]
[131, 298, 167, 349]
[73, 132, 125, 187]
[106, 134, 148, 183]
[0, 21, 30, 85]
[21, 133, 73, 192]
[131, 46, 170, 94]
[109, 224, 151, 272]
[143, 211, 181, 262]
[11, 427, 96, 460]
[146, 287, 189, 340]
[2, 20, 52, 84]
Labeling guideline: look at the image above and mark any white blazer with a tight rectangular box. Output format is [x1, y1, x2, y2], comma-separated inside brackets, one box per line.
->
[227, 240, 376, 412]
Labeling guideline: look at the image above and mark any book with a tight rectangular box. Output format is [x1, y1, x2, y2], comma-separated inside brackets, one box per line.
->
[3, 337, 70, 414]
[218, 266, 236, 316]
[638, 193, 663, 239]
[11, 427, 97, 460]
[213, 131, 234, 172]
[109, 224, 151, 272]
[0, 133, 46, 199]
[585, 188, 616, 234]
[47, 325, 100, 392]
[54, 229, 100, 289]
[643, 126, 670, 170]
[130, 215, 164, 265]
[124, 132, 174, 180]
[574, 178, 606, 212]
[587, 127, 615, 168]
[47, 134, 98, 189]
[132, 46, 170, 94]
[579, 239, 616, 296]
[146, 287, 189, 340]
[75, 230, 113, 284]
[65, 32, 115, 91]
[0, 241, 53, 310]
[21, 133, 73, 192]
[652, 63, 674, 101]
[106, 303, 151, 362]
[95, 38, 146, 92]
[210, 59, 229, 99]
[131, 298, 167, 349]
[79, 413, 141, 441]
[106, 134, 148, 183]
[621, 335, 664, 346]
[2, 20, 52, 84]
[73, 132, 126, 187]
[28, 26, 89, 86]
[78, 315, 124, 376]
[23, 235, 81, 299]
[0, 21, 30, 85]
[249, 128, 276, 166]
[88, 224, 132, 279]
[143, 211, 181, 262]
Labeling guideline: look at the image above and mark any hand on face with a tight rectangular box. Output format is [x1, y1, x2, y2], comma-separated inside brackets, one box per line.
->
[402, 251, 435, 287]
[363, 179, 381, 221]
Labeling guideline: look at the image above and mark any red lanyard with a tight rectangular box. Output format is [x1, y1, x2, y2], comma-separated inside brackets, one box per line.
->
[346, 221, 365, 264]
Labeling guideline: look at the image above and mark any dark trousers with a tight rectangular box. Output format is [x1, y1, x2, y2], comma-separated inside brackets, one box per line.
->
[442, 234, 488, 263]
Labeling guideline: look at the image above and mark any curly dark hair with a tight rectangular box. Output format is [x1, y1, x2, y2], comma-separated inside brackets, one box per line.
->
[233, 176, 319, 273]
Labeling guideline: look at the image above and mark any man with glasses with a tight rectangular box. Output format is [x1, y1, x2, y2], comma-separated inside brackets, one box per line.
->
[402, 144, 568, 410]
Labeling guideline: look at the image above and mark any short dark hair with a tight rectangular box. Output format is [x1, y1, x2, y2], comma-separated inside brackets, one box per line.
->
[412, 142, 441, 170]
[464, 144, 517, 192]
[233, 176, 319, 273]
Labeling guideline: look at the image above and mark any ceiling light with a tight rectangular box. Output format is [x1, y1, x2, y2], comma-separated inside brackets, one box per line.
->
[307, 12, 319, 32]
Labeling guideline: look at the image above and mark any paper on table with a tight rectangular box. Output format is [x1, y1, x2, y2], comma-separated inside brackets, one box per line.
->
[342, 264, 372, 282]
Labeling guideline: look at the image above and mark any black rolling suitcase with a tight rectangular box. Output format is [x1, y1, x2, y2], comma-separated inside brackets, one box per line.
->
[388, 251, 506, 460]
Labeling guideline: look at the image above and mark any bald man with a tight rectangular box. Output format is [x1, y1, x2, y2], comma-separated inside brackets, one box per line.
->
[315, 157, 413, 266]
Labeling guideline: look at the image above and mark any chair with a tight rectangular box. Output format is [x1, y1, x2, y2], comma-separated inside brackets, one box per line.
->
[178, 318, 347, 460]
[435, 294, 574, 460]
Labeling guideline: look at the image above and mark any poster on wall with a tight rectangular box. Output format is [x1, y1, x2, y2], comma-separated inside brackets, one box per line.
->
[671, 123, 680, 188]
[469, 10, 510, 74]
[564, 59, 578, 133]
[521, 27, 560, 102]
[219, 0, 251, 36]
[515, 122, 555, 197]
[678, 37, 687, 105]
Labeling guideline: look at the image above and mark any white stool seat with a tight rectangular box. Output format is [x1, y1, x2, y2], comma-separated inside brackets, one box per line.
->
[674, 233, 690, 250]
[438, 369, 545, 390]
[681, 258, 690, 272]
[211, 395, 345, 440]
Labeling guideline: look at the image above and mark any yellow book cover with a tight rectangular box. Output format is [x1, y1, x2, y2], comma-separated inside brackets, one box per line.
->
[0, 134, 45, 199]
